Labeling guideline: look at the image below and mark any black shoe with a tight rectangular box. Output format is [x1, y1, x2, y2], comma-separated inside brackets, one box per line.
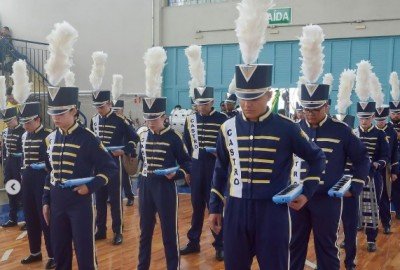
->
[383, 226, 391, 234]
[367, 242, 377, 252]
[21, 253, 42, 264]
[1, 220, 17, 228]
[339, 241, 345, 249]
[345, 265, 356, 270]
[20, 223, 27, 231]
[180, 242, 200, 255]
[113, 233, 123, 245]
[95, 232, 106, 241]
[126, 198, 134, 206]
[215, 250, 224, 261]
[45, 258, 56, 269]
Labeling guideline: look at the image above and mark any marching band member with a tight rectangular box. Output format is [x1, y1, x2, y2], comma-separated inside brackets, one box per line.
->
[209, 2, 325, 269]
[137, 46, 191, 270]
[42, 22, 118, 269]
[89, 55, 139, 245]
[290, 30, 369, 269]
[180, 45, 227, 260]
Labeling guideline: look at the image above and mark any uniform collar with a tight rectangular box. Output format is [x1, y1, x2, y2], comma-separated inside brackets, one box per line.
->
[305, 115, 328, 128]
[199, 108, 216, 117]
[34, 125, 43, 134]
[241, 108, 272, 122]
[360, 125, 374, 133]
[149, 126, 171, 135]
[379, 124, 388, 131]
[58, 122, 79, 135]
[10, 124, 21, 130]
[100, 110, 113, 119]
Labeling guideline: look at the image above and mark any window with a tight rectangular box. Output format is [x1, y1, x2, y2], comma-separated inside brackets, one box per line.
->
[168, 0, 229, 7]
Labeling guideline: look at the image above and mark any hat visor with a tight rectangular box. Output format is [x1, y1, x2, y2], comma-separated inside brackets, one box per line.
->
[2, 116, 17, 123]
[300, 101, 327, 109]
[20, 116, 38, 124]
[194, 99, 213, 105]
[224, 100, 236, 104]
[357, 113, 374, 119]
[93, 101, 109, 108]
[143, 112, 165, 121]
[374, 116, 387, 121]
[236, 88, 270, 101]
[390, 109, 400, 113]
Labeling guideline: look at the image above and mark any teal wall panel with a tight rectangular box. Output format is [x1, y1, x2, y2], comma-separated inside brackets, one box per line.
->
[164, 36, 400, 114]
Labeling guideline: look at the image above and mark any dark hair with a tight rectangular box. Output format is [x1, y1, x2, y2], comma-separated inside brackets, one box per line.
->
[277, 109, 286, 115]
[6, 86, 12, 95]
[174, 105, 182, 109]
[220, 101, 225, 106]
[2, 26, 10, 31]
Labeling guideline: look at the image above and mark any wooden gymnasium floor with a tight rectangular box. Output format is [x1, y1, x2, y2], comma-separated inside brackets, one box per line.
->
[1, 194, 400, 269]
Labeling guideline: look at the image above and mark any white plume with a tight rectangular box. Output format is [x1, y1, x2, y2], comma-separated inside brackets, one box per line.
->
[335, 69, 356, 114]
[185, 45, 205, 98]
[355, 60, 373, 102]
[89, 51, 108, 90]
[228, 75, 236, 94]
[0, 76, 6, 110]
[390, 72, 400, 101]
[235, 0, 274, 65]
[369, 73, 384, 108]
[64, 70, 75, 87]
[112, 74, 123, 101]
[11, 60, 31, 104]
[299, 24, 325, 83]
[44, 21, 78, 86]
[323, 73, 333, 85]
[144, 47, 167, 98]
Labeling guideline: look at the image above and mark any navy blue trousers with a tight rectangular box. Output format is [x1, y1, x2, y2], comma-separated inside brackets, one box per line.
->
[342, 196, 359, 268]
[290, 194, 342, 270]
[187, 154, 223, 250]
[4, 156, 22, 222]
[379, 170, 391, 228]
[50, 186, 97, 270]
[392, 173, 400, 214]
[122, 166, 134, 200]
[22, 168, 52, 257]
[223, 197, 290, 270]
[138, 175, 179, 270]
[96, 157, 123, 234]
[365, 173, 383, 243]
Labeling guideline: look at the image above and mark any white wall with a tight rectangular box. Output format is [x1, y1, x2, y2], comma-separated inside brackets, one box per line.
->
[1, 0, 399, 93]
[0, 0, 154, 94]
[161, 0, 400, 46]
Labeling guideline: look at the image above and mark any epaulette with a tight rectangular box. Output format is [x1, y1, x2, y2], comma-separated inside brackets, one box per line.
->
[116, 114, 124, 119]
[85, 127, 98, 138]
[331, 117, 349, 127]
[172, 129, 183, 140]
[277, 113, 295, 123]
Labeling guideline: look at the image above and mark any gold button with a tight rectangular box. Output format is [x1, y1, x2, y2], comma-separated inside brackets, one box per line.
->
[250, 135, 254, 140]
[249, 158, 252, 163]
